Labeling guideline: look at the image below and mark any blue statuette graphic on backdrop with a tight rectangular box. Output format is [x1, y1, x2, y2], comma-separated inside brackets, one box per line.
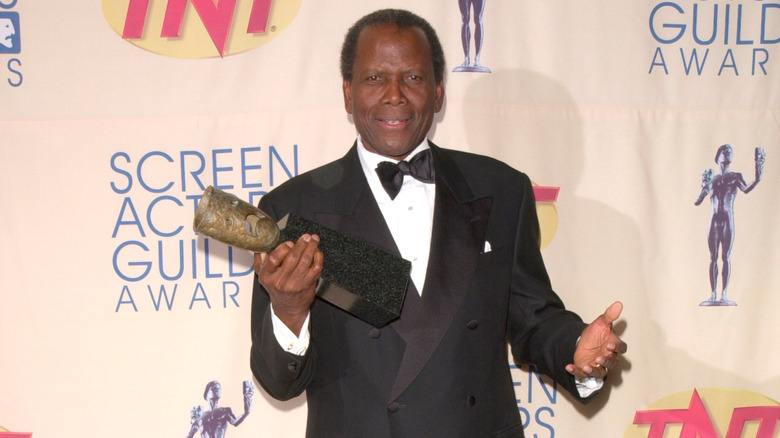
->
[187, 381, 253, 438]
[0, 11, 20, 54]
[193, 186, 411, 327]
[452, 0, 490, 73]
[694, 145, 766, 306]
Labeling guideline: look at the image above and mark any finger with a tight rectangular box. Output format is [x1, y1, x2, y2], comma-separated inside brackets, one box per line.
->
[302, 236, 324, 283]
[253, 252, 267, 274]
[602, 301, 623, 324]
[290, 234, 317, 275]
[612, 339, 628, 354]
[262, 241, 294, 275]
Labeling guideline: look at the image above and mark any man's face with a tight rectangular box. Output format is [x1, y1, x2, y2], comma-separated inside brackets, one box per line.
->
[342, 24, 444, 160]
[0, 18, 15, 49]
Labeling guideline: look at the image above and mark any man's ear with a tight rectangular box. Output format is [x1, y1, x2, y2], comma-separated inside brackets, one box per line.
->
[342, 79, 353, 114]
[434, 79, 445, 113]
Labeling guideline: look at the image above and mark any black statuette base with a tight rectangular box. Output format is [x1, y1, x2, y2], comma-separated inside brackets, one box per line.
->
[278, 213, 410, 327]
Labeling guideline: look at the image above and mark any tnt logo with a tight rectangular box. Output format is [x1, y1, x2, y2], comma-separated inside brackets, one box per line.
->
[0, 11, 20, 54]
[624, 388, 780, 437]
[102, 0, 302, 59]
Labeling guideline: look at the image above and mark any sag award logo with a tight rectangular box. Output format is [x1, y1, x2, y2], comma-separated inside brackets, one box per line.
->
[102, 0, 301, 58]
[693, 145, 765, 306]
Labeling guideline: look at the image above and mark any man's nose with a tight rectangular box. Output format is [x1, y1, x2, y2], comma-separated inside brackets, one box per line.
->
[382, 77, 407, 105]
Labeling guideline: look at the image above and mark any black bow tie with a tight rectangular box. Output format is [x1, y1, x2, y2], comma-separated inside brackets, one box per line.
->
[375, 148, 435, 200]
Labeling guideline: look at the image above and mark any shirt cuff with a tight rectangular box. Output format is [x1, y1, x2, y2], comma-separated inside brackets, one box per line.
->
[575, 376, 604, 398]
[270, 303, 311, 356]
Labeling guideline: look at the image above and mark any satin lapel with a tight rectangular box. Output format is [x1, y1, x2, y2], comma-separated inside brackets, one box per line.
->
[311, 145, 400, 256]
[389, 145, 493, 401]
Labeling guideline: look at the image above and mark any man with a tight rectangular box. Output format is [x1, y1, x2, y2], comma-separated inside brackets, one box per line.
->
[694, 144, 765, 305]
[250, 9, 626, 437]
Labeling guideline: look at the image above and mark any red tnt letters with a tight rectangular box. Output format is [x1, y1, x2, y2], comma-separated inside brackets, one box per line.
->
[122, 0, 273, 56]
[633, 389, 780, 438]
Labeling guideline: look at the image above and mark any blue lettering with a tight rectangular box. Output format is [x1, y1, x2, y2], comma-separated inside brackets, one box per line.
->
[517, 406, 530, 428]
[203, 239, 223, 278]
[534, 407, 555, 438]
[736, 5, 753, 45]
[718, 49, 739, 75]
[115, 285, 138, 312]
[138, 151, 174, 193]
[248, 191, 267, 206]
[762, 4, 780, 44]
[158, 240, 184, 281]
[112, 197, 145, 238]
[241, 146, 263, 188]
[649, 47, 669, 74]
[147, 195, 184, 237]
[189, 283, 211, 309]
[110, 152, 133, 194]
[681, 48, 709, 75]
[223, 281, 240, 307]
[180, 150, 206, 192]
[212, 148, 234, 189]
[753, 48, 769, 75]
[149, 284, 177, 310]
[228, 246, 254, 277]
[528, 365, 557, 404]
[269, 144, 297, 185]
[650, 2, 686, 44]
[113, 240, 152, 281]
[692, 3, 717, 45]
[7, 58, 22, 87]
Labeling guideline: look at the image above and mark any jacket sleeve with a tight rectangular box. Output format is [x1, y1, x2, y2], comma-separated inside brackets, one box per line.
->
[248, 194, 317, 401]
[505, 173, 594, 402]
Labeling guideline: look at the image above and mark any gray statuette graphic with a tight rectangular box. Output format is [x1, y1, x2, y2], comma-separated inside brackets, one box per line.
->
[186, 380, 253, 438]
[453, 0, 491, 73]
[694, 145, 765, 306]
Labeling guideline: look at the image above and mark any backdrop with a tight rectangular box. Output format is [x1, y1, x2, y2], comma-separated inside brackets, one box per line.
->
[1, 1, 779, 437]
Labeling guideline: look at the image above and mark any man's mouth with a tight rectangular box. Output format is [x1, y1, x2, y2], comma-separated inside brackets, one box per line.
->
[378, 118, 410, 127]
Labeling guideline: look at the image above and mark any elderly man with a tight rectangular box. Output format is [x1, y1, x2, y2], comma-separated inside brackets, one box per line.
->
[250, 9, 626, 437]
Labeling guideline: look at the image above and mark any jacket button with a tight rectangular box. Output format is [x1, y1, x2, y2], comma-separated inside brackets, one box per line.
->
[369, 328, 381, 338]
[287, 361, 298, 372]
[387, 402, 400, 413]
[467, 395, 476, 406]
[466, 320, 479, 330]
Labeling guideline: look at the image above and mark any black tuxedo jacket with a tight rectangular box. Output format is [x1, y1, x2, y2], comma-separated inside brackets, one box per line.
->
[250, 143, 590, 437]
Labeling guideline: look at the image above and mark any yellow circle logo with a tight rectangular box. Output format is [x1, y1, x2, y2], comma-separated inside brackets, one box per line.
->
[532, 184, 559, 251]
[624, 388, 780, 437]
[102, 0, 301, 58]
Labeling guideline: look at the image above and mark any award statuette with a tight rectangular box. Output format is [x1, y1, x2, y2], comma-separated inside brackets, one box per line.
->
[193, 186, 410, 327]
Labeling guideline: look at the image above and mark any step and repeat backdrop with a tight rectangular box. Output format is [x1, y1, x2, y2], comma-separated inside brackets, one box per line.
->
[1, 1, 779, 437]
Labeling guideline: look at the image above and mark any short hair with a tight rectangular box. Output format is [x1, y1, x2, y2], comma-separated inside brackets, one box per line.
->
[339, 9, 445, 83]
[715, 144, 732, 163]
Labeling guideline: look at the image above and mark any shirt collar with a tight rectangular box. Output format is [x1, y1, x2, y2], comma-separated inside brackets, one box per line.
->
[356, 136, 431, 202]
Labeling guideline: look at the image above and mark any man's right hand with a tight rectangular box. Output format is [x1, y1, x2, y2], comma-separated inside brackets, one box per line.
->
[255, 234, 323, 336]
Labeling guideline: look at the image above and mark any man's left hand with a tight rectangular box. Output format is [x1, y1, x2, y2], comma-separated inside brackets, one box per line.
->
[566, 301, 627, 379]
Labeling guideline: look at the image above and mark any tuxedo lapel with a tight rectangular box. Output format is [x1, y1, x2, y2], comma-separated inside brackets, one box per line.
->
[389, 145, 493, 402]
[310, 145, 399, 256]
